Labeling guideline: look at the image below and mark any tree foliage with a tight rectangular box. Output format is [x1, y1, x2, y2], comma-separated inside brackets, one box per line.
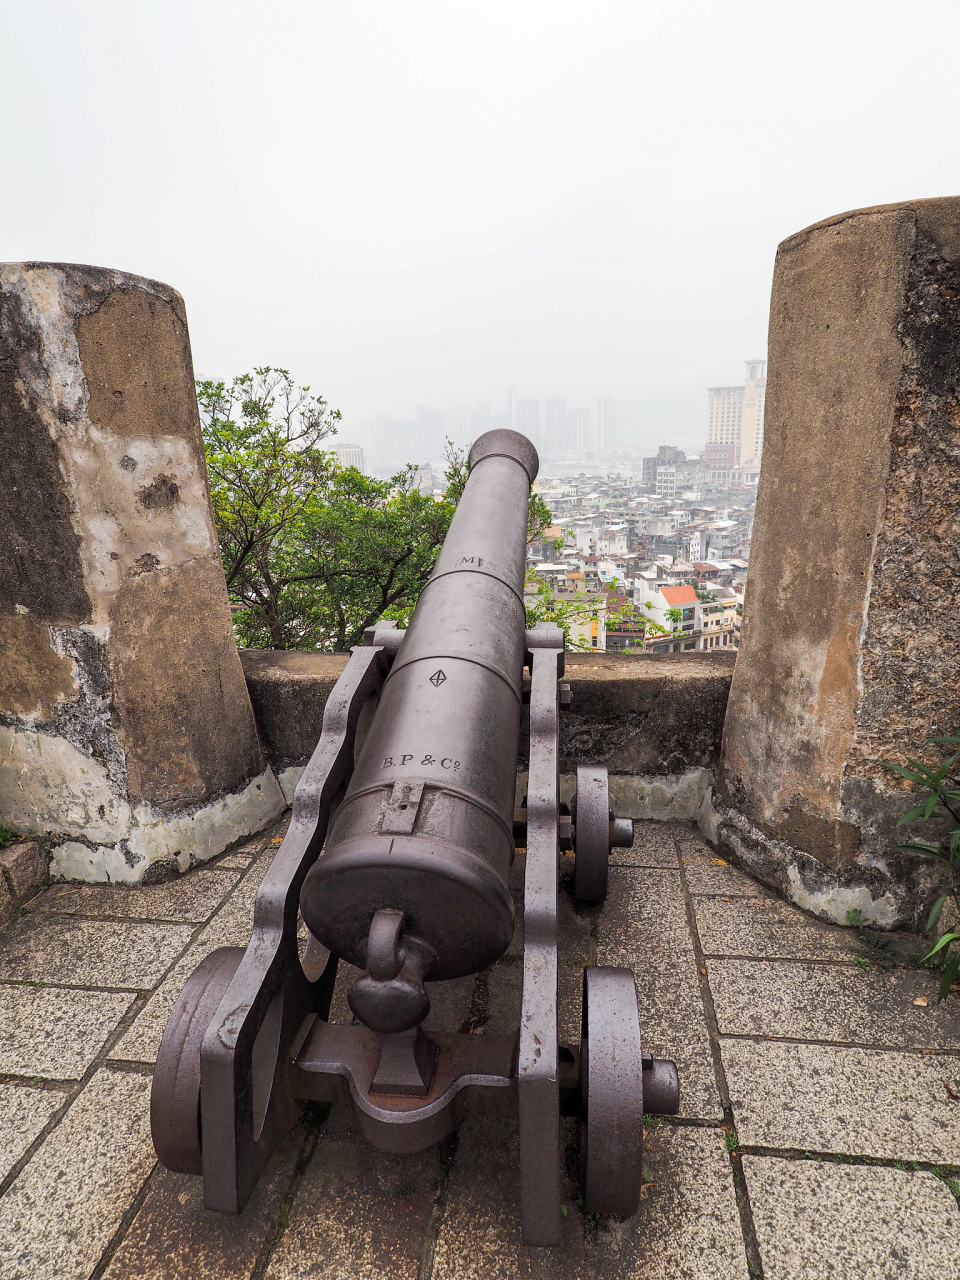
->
[199, 369, 550, 651]
[885, 733, 960, 1002]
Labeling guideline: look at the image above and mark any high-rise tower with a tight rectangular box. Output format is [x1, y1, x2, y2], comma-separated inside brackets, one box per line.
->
[705, 358, 767, 480]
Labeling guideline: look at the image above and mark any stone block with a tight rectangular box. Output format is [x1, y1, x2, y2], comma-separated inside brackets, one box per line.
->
[239, 649, 349, 770]
[598, 868, 722, 1120]
[102, 1134, 302, 1280]
[34, 868, 239, 923]
[694, 895, 858, 961]
[554, 651, 735, 776]
[0, 914, 193, 989]
[718, 197, 960, 930]
[240, 648, 734, 782]
[0, 263, 284, 884]
[743, 1157, 960, 1280]
[723, 1038, 960, 1163]
[0, 984, 133, 1078]
[708, 958, 960, 1049]
[587, 1125, 749, 1280]
[0, 1068, 155, 1279]
[0, 1084, 63, 1180]
[263, 1115, 440, 1280]
[0, 840, 46, 904]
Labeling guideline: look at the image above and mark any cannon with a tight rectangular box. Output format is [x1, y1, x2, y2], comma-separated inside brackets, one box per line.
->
[150, 428, 679, 1245]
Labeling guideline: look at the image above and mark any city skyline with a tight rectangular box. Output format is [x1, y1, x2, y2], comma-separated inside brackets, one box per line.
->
[346, 353, 766, 470]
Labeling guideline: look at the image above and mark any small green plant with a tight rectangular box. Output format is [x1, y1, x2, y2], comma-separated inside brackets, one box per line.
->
[724, 1129, 740, 1153]
[930, 1165, 960, 1208]
[884, 733, 960, 1002]
[0, 826, 17, 848]
[846, 908, 897, 970]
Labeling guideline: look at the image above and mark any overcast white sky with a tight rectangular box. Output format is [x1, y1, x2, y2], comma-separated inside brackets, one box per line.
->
[4, 1, 960, 449]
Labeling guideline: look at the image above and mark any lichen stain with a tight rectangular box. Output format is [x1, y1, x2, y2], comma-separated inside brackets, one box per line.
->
[137, 474, 181, 510]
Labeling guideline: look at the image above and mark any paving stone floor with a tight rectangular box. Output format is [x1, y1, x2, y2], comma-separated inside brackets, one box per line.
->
[1, 816, 959, 1279]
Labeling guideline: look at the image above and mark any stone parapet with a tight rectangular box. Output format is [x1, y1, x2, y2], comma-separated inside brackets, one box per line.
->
[718, 196, 960, 930]
[0, 263, 284, 883]
[240, 647, 736, 809]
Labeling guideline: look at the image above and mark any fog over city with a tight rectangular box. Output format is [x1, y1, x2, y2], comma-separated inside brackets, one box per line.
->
[4, 1, 960, 461]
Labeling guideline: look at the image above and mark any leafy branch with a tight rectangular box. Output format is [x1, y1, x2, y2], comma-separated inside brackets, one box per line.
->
[885, 732, 960, 1002]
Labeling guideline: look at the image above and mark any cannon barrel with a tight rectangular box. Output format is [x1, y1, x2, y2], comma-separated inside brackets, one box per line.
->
[300, 429, 539, 1032]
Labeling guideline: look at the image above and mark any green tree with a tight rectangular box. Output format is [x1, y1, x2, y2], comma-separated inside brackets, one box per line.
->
[199, 369, 462, 650]
[199, 376, 548, 651]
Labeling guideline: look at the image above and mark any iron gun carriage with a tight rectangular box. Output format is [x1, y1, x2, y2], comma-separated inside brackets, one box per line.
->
[151, 428, 679, 1245]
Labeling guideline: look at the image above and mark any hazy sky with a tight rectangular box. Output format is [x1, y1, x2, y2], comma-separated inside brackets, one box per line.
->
[4, 1, 960, 449]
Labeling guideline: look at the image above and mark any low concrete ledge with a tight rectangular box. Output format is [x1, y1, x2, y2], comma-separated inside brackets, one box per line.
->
[240, 650, 350, 768]
[551, 651, 735, 775]
[240, 647, 736, 809]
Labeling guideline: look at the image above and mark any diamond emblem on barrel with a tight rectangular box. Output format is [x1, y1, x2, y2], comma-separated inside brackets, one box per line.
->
[429, 670, 447, 687]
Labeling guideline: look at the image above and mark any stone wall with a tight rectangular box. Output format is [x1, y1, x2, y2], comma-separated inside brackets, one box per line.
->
[240, 647, 736, 818]
[0, 263, 284, 884]
[715, 197, 960, 931]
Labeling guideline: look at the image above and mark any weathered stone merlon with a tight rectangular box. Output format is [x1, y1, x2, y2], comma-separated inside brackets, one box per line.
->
[0, 263, 284, 883]
[716, 197, 960, 929]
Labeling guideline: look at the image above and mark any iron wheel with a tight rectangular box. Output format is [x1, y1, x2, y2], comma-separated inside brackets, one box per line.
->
[580, 965, 645, 1216]
[151, 946, 244, 1175]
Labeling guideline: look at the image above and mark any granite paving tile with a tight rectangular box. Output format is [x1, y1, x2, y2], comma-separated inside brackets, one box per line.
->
[598, 868, 722, 1119]
[557, 883, 594, 966]
[0, 984, 134, 1078]
[0, 1084, 63, 1181]
[0, 1068, 156, 1280]
[113, 852, 275, 1062]
[33, 869, 240, 923]
[674, 829, 720, 864]
[743, 1156, 960, 1280]
[559, 962, 583, 1046]
[431, 1111, 583, 1279]
[682, 860, 765, 897]
[694, 895, 858, 961]
[102, 1132, 302, 1279]
[263, 1107, 439, 1280]
[327, 958, 361, 1025]
[708, 959, 960, 1049]
[0, 915, 194, 989]
[218, 854, 255, 870]
[424, 974, 477, 1034]
[723, 1038, 960, 1163]
[610, 821, 682, 868]
[485, 961, 523, 1037]
[587, 1124, 749, 1280]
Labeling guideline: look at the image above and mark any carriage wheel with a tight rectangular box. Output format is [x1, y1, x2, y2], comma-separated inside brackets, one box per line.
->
[573, 765, 611, 902]
[151, 947, 244, 1175]
[580, 966, 645, 1216]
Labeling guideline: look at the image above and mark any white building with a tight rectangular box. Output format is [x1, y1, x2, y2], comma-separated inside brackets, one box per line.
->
[333, 442, 365, 471]
[705, 359, 767, 473]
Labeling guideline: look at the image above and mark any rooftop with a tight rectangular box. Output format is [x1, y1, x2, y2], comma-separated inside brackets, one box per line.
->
[660, 585, 699, 606]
